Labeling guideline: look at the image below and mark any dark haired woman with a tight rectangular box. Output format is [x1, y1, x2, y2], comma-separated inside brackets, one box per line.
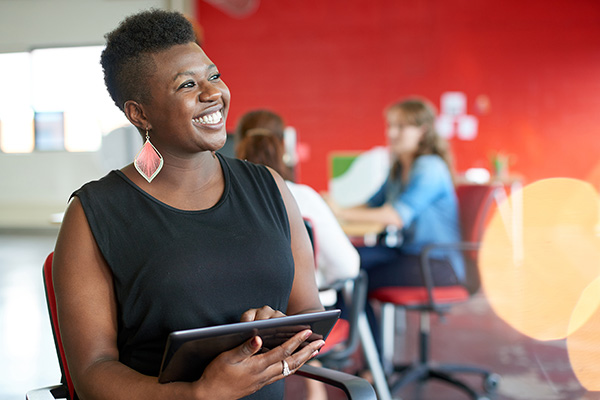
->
[52, 9, 324, 400]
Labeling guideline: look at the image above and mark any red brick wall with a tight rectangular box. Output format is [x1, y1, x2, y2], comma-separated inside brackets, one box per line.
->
[196, 0, 600, 191]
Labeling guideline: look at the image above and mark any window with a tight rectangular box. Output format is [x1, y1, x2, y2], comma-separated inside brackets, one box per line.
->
[0, 46, 128, 153]
[0, 52, 34, 153]
[34, 112, 64, 151]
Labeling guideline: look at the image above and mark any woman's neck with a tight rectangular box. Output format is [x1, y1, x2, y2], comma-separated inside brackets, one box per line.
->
[397, 152, 414, 170]
[394, 152, 416, 184]
[122, 151, 225, 210]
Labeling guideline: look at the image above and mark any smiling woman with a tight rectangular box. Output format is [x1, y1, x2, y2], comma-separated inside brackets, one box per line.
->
[122, 42, 230, 172]
[50, 9, 325, 400]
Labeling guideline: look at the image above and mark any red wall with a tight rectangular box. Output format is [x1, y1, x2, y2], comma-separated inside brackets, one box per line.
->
[196, 0, 600, 191]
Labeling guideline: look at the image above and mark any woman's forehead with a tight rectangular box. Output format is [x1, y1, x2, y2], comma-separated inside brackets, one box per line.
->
[150, 43, 214, 77]
[387, 108, 410, 122]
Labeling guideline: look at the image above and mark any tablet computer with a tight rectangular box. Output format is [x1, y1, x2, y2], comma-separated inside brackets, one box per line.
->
[158, 309, 341, 383]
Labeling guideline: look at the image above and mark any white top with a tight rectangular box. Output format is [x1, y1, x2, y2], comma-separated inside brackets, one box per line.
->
[286, 181, 360, 305]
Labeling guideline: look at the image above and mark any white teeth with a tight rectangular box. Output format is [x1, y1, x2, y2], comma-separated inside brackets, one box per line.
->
[193, 110, 222, 125]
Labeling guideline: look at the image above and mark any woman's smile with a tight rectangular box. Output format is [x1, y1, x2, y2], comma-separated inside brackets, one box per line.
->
[192, 110, 223, 125]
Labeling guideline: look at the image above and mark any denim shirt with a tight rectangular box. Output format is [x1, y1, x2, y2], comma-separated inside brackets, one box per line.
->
[367, 154, 465, 282]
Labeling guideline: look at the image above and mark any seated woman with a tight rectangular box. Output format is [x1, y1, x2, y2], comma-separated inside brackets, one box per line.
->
[52, 9, 325, 400]
[331, 97, 464, 350]
[237, 128, 360, 400]
[237, 128, 360, 305]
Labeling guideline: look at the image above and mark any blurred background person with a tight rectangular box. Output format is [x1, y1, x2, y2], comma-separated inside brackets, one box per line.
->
[331, 97, 464, 353]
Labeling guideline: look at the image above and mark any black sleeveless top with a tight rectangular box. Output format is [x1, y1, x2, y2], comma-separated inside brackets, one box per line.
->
[73, 154, 293, 399]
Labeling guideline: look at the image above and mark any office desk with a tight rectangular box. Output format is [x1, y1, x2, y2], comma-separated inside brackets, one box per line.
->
[338, 221, 385, 247]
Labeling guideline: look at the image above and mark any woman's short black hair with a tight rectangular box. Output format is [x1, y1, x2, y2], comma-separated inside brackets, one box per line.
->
[100, 9, 197, 111]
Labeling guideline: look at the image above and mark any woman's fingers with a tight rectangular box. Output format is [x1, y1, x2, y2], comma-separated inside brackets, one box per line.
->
[199, 327, 325, 398]
[241, 335, 263, 357]
[261, 329, 325, 383]
[280, 329, 325, 371]
[240, 306, 286, 322]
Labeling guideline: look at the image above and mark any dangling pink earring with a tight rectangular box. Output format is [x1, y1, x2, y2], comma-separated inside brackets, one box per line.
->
[134, 129, 163, 183]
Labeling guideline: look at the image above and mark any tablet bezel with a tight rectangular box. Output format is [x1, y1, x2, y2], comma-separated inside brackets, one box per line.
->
[158, 309, 341, 383]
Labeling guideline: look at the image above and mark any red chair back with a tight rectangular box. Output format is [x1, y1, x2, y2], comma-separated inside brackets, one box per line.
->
[456, 184, 497, 244]
[43, 252, 76, 400]
[455, 184, 498, 293]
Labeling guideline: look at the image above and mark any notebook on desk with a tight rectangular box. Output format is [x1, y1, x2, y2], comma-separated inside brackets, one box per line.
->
[158, 309, 341, 383]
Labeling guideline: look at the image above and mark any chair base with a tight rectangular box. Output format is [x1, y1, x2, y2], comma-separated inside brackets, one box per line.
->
[378, 303, 500, 400]
[389, 361, 500, 400]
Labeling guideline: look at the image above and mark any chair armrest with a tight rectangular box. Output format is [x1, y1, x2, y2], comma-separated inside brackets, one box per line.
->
[26, 385, 68, 400]
[421, 241, 480, 254]
[26, 369, 377, 400]
[296, 364, 377, 400]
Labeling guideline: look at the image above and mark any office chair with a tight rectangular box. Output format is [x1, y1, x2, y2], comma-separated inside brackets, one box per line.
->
[304, 218, 393, 400]
[367, 184, 502, 400]
[26, 252, 377, 400]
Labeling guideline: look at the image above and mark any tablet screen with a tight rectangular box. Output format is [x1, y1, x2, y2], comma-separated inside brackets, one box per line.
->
[158, 309, 341, 383]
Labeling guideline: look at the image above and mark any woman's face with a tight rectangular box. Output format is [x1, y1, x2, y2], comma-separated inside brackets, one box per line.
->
[141, 42, 231, 155]
[385, 109, 424, 158]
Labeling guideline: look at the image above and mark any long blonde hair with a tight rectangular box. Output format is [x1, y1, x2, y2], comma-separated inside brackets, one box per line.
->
[386, 97, 454, 180]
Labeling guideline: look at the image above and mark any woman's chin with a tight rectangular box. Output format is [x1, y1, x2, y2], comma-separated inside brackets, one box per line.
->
[206, 134, 228, 153]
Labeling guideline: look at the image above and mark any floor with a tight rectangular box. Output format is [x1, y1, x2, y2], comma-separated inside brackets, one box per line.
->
[1, 230, 599, 400]
[0, 229, 60, 400]
[380, 299, 598, 400]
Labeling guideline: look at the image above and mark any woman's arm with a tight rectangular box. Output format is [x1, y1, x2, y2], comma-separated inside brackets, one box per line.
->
[53, 197, 195, 399]
[325, 178, 403, 228]
[53, 197, 323, 400]
[331, 156, 451, 229]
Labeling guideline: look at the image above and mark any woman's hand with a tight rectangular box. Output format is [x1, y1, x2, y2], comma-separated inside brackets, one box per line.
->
[194, 326, 324, 399]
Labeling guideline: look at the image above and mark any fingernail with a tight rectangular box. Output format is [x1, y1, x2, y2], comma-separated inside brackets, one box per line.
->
[251, 336, 260, 347]
[303, 330, 313, 340]
[317, 340, 325, 349]
[310, 350, 320, 359]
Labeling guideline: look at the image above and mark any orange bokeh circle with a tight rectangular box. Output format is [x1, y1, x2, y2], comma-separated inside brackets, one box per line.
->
[479, 178, 600, 341]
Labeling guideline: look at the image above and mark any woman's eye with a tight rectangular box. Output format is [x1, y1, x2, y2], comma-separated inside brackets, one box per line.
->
[209, 73, 221, 81]
[179, 81, 196, 89]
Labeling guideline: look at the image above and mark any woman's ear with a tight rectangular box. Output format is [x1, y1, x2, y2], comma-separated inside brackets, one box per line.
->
[124, 100, 150, 131]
